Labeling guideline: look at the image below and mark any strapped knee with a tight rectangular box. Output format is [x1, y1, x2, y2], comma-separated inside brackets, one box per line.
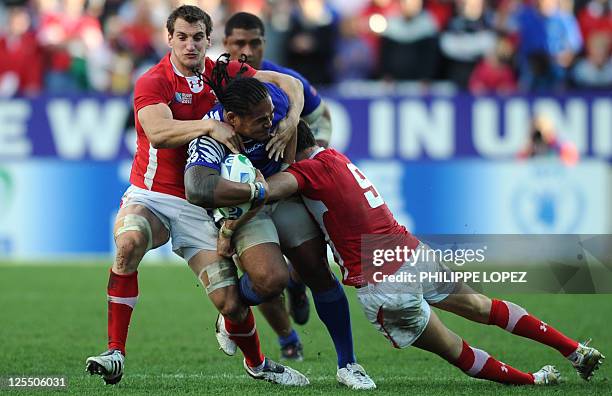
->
[115, 214, 153, 251]
[198, 259, 238, 295]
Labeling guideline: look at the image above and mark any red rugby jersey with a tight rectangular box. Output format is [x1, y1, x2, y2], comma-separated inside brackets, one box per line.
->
[130, 54, 255, 198]
[287, 148, 419, 286]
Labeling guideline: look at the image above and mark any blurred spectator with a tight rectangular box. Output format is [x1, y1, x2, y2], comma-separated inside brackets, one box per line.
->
[427, 0, 454, 30]
[0, 0, 609, 94]
[285, 0, 340, 85]
[577, 0, 612, 44]
[0, 6, 43, 97]
[379, 0, 440, 82]
[519, 113, 579, 165]
[571, 31, 612, 88]
[515, 0, 583, 91]
[117, 0, 157, 64]
[469, 35, 517, 94]
[492, 0, 522, 34]
[334, 15, 374, 81]
[37, 0, 105, 93]
[356, 0, 401, 76]
[440, 0, 497, 88]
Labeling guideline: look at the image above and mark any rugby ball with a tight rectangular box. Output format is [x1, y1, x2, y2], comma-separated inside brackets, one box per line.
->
[215, 154, 256, 220]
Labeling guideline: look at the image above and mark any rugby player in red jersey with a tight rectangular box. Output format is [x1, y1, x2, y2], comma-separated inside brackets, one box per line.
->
[219, 121, 605, 386]
[85, 5, 309, 386]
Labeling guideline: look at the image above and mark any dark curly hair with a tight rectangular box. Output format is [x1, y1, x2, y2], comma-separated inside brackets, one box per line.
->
[199, 53, 270, 116]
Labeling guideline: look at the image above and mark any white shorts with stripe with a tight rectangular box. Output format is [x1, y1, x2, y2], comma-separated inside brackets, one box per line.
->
[120, 185, 218, 261]
[355, 243, 457, 348]
[356, 261, 431, 349]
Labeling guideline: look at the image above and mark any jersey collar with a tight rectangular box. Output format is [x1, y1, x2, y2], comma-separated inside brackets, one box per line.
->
[169, 55, 206, 77]
[309, 147, 325, 159]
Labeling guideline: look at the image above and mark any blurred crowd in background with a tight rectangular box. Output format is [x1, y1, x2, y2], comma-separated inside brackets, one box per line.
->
[1, 0, 611, 97]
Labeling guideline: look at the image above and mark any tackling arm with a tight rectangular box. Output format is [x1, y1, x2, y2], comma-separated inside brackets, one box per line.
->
[255, 70, 304, 161]
[138, 103, 243, 152]
[266, 172, 300, 201]
[184, 165, 254, 209]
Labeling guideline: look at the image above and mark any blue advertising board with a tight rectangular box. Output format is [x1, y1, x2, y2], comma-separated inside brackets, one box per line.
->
[0, 92, 609, 259]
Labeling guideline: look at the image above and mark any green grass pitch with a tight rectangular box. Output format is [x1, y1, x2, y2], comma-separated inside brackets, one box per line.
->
[0, 263, 610, 395]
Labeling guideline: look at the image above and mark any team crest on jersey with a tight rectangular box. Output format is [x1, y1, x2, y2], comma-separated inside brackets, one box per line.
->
[175, 92, 193, 104]
[186, 76, 204, 93]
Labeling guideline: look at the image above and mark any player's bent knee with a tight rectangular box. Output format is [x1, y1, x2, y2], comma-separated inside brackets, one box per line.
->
[115, 214, 153, 251]
[114, 234, 148, 272]
[218, 298, 247, 323]
[198, 259, 238, 295]
[253, 270, 288, 298]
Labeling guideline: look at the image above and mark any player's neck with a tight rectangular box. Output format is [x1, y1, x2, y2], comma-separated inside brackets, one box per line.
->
[169, 53, 201, 77]
[297, 146, 321, 161]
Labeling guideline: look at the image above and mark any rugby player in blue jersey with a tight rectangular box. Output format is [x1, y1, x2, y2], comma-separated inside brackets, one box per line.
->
[222, 12, 333, 358]
[183, 55, 376, 390]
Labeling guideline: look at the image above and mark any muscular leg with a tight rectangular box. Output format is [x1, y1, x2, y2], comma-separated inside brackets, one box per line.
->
[432, 283, 579, 357]
[238, 242, 289, 304]
[414, 310, 535, 385]
[188, 250, 265, 368]
[107, 204, 169, 354]
[259, 295, 292, 339]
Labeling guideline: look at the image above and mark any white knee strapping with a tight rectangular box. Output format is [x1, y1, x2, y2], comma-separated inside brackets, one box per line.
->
[115, 214, 153, 251]
[198, 259, 238, 295]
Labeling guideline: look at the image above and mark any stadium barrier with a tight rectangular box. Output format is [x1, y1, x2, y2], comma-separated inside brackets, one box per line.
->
[0, 92, 609, 259]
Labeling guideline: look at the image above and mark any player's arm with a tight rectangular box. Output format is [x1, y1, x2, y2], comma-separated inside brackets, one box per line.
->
[254, 70, 304, 161]
[266, 171, 300, 201]
[185, 166, 261, 209]
[137, 103, 243, 153]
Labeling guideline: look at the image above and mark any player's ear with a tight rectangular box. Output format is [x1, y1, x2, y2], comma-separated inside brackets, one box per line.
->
[167, 32, 172, 47]
[225, 111, 238, 127]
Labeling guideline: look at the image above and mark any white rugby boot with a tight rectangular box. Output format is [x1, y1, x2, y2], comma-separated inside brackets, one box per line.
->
[85, 349, 124, 385]
[243, 358, 310, 386]
[570, 339, 605, 381]
[532, 365, 562, 385]
[215, 313, 237, 356]
[337, 362, 377, 390]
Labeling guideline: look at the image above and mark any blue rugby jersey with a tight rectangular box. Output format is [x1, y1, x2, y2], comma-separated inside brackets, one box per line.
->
[261, 60, 322, 117]
[185, 82, 288, 177]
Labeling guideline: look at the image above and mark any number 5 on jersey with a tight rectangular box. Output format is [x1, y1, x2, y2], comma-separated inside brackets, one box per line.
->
[347, 163, 385, 208]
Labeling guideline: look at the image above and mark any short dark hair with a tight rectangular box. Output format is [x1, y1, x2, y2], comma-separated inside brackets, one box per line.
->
[167, 5, 212, 37]
[224, 12, 265, 37]
[297, 120, 317, 153]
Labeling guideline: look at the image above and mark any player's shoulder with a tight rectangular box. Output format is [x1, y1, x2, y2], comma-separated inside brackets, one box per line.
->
[135, 56, 173, 89]
[202, 102, 224, 121]
[262, 59, 309, 83]
[204, 56, 216, 72]
[317, 148, 346, 163]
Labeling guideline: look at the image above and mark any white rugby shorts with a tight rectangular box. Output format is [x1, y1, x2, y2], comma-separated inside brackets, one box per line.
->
[120, 185, 218, 261]
[357, 263, 431, 349]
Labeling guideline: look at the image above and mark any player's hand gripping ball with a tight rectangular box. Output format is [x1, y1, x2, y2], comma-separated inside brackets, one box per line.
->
[215, 154, 256, 220]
